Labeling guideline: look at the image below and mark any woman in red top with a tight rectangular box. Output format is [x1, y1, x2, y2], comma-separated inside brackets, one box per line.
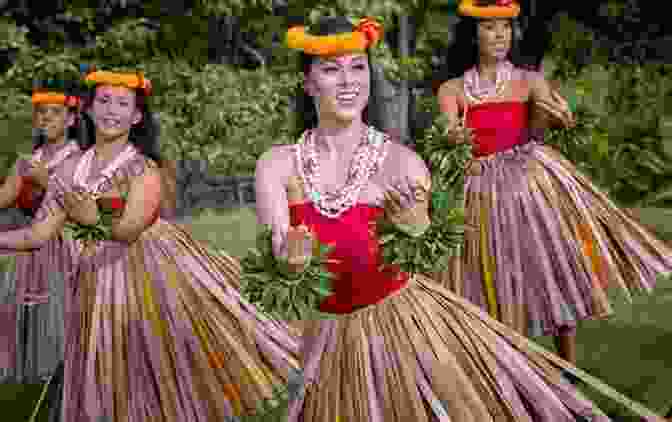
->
[435, 0, 672, 365]
[255, 14, 665, 421]
[0, 69, 300, 422]
[0, 80, 82, 384]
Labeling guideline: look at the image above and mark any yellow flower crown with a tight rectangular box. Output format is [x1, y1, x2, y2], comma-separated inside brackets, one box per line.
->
[458, 0, 520, 18]
[84, 70, 152, 96]
[32, 92, 66, 105]
[31, 91, 79, 107]
[286, 17, 383, 56]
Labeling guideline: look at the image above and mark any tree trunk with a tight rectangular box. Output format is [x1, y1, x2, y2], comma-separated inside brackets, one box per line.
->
[398, 14, 411, 145]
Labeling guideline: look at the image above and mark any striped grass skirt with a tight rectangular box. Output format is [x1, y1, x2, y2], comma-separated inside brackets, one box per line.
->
[288, 275, 664, 421]
[31, 219, 300, 421]
[438, 141, 672, 337]
[0, 235, 77, 383]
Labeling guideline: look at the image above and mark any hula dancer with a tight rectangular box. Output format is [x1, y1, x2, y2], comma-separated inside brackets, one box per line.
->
[252, 15, 667, 421]
[0, 79, 82, 384]
[435, 0, 672, 364]
[0, 69, 299, 421]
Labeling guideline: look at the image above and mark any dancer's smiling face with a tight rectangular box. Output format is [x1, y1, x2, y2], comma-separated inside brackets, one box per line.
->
[89, 85, 142, 142]
[304, 53, 371, 125]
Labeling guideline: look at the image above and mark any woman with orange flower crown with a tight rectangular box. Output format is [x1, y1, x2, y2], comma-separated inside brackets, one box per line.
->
[0, 78, 83, 385]
[255, 14, 666, 422]
[0, 66, 301, 422]
[435, 0, 672, 366]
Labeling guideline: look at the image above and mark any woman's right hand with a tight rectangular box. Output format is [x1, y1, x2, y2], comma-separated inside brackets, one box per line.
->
[286, 224, 314, 273]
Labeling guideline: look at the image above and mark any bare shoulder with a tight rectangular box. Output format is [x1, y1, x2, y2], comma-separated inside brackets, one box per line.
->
[437, 77, 464, 97]
[382, 140, 429, 181]
[519, 69, 553, 99]
[256, 144, 295, 178]
[517, 67, 545, 88]
[257, 144, 294, 165]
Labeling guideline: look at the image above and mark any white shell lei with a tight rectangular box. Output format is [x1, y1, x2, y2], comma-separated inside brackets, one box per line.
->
[31, 141, 80, 170]
[463, 60, 512, 104]
[73, 144, 138, 198]
[295, 125, 388, 219]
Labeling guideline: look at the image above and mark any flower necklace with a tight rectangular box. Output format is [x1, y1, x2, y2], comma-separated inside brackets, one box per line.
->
[31, 141, 80, 170]
[463, 60, 512, 104]
[295, 125, 388, 218]
[73, 143, 137, 198]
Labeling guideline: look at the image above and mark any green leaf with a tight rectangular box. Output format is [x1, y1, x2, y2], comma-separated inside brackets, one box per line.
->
[642, 181, 672, 205]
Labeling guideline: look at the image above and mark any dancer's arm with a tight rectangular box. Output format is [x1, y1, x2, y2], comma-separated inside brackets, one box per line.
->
[255, 146, 312, 272]
[0, 180, 67, 250]
[110, 164, 162, 243]
[437, 78, 462, 123]
[381, 143, 432, 237]
[437, 79, 472, 144]
[255, 146, 291, 258]
[0, 213, 66, 251]
[158, 159, 178, 219]
[0, 162, 24, 209]
[529, 74, 575, 128]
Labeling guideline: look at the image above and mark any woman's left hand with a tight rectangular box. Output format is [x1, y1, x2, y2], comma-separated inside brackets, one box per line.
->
[535, 89, 576, 128]
[383, 176, 430, 227]
[63, 190, 99, 226]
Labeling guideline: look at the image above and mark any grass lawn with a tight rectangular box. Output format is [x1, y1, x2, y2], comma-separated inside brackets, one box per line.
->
[2, 205, 671, 421]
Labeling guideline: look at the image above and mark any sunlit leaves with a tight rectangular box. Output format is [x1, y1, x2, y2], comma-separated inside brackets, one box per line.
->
[240, 226, 337, 321]
[378, 113, 472, 275]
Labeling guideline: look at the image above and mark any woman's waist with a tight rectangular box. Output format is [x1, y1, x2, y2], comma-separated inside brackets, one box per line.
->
[471, 133, 545, 159]
[471, 128, 531, 157]
[319, 268, 409, 314]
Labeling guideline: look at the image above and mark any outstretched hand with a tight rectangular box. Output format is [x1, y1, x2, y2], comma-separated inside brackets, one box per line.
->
[383, 176, 430, 228]
[286, 224, 314, 273]
[63, 189, 99, 226]
[535, 89, 576, 128]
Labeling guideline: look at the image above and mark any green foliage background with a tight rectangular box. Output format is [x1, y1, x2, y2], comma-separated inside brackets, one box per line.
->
[0, 15, 301, 177]
[2, 3, 672, 419]
[2, 2, 672, 202]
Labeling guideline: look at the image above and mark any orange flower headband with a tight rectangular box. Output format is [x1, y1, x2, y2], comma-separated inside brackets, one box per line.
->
[84, 70, 152, 96]
[32, 91, 79, 107]
[286, 17, 383, 56]
[458, 0, 520, 18]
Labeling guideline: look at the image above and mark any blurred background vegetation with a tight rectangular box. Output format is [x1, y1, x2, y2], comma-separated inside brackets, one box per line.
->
[1, 0, 672, 420]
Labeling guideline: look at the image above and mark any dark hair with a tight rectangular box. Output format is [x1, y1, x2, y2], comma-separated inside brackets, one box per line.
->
[79, 86, 162, 165]
[293, 16, 386, 139]
[432, 15, 536, 94]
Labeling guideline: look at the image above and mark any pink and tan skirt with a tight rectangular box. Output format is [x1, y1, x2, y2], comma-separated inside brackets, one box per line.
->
[288, 275, 664, 421]
[437, 141, 672, 337]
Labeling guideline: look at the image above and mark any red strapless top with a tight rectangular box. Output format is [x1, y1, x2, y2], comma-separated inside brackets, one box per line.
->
[465, 101, 529, 157]
[289, 202, 408, 314]
[16, 176, 45, 216]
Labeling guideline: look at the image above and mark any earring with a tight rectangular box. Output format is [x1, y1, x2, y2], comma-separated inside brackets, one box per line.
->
[314, 98, 320, 115]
